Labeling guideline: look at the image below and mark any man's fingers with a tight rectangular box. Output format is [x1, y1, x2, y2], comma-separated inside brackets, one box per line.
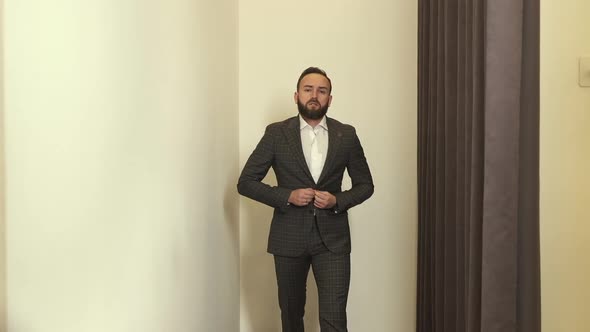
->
[291, 189, 333, 207]
[302, 189, 315, 197]
[301, 194, 314, 200]
[314, 191, 328, 201]
[314, 201, 327, 208]
[311, 191, 336, 209]
[296, 189, 314, 199]
[298, 189, 315, 205]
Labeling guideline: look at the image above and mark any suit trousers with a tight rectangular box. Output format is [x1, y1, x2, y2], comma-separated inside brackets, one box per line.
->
[274, 218, 351, 332]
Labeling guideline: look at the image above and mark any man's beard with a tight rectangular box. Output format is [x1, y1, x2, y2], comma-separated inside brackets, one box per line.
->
[297, 99, 329, 120]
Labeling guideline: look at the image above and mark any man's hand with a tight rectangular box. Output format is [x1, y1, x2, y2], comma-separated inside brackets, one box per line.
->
[288, 188, 315, 206]
[313, 190, 337, 209]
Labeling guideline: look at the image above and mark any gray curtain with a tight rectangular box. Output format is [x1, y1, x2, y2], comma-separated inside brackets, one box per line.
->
[416, 0, 541, 331]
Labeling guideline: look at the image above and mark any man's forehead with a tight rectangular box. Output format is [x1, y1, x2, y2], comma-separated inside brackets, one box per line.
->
[300, 74, 331, 87]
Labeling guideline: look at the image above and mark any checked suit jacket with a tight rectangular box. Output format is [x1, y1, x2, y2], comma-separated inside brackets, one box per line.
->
[237, 115, 374, 257]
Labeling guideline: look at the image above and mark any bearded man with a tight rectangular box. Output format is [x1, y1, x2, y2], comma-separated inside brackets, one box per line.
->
[238, 67, 374, 332]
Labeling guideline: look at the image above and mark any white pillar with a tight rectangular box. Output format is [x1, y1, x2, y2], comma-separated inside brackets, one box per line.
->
[4, 1, 238, 331]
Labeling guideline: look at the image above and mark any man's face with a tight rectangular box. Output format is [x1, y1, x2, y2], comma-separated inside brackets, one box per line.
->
[294, 73, 332, 120]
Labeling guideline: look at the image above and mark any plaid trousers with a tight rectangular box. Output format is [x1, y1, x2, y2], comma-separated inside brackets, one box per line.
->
[274, 218, 350, 332]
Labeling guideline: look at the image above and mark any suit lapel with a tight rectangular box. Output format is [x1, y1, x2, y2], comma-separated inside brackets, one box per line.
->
[317, 117, 342, 185]
[282, 117, 315, 182]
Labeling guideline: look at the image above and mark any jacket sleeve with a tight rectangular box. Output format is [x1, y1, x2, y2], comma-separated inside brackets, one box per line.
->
[237, 125, 292, 208]
[333, 128, 374, 212]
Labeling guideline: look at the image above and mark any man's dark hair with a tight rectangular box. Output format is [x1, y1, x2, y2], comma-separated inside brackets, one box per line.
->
[296, 67, 332, 93]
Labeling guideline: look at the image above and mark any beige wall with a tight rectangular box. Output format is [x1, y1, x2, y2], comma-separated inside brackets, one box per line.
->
[238, 0, 417, 330]
[541, 0, 590, 331]
[4, 1, 238, 331]
[0, 0, 6, 329]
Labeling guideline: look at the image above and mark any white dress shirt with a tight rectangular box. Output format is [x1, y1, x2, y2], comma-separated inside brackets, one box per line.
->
[300, 115, 329, 183]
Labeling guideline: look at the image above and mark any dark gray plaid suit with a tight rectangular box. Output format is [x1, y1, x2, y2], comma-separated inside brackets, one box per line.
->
[238, 115, 374, 331]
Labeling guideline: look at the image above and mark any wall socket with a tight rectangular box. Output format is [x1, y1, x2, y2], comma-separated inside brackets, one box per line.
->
[579, 57, 590, 87]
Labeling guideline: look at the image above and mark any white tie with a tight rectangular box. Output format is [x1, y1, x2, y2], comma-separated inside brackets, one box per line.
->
[310, 128, 322, 182]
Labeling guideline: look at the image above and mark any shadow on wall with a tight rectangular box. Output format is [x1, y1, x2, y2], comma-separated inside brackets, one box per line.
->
[240, 99, 321, 331]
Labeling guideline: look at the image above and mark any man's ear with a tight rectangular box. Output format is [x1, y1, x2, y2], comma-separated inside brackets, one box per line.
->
[294, 92, 298, 104]
[328, 95, 333, 106]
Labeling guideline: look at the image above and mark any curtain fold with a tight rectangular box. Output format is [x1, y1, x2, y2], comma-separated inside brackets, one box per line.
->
[416, 0, 540, 331]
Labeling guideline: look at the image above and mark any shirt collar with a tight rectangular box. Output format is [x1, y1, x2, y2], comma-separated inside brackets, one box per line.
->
[299, 114, 328, 131]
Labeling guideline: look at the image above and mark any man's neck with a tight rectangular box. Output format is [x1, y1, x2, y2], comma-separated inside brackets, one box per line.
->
[301, 116, 324, 129]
